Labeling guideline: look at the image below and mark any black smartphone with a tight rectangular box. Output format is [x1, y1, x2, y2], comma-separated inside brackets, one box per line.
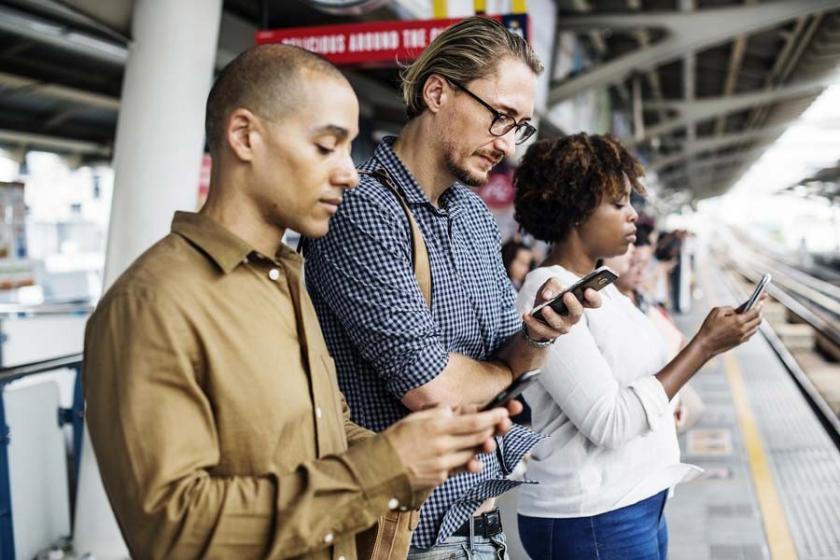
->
[736, 273, 771, 313]
[480, 369, 541, 412]
[530, 266, 618, 322]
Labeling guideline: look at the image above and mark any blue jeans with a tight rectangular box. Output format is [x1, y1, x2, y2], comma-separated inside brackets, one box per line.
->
[408, 532, 509, 560]
[518, 491, 669, 560]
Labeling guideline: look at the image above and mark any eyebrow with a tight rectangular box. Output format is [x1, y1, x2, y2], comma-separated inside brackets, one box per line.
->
[496, 102, 531, 121]
[312, 124, 349, 140]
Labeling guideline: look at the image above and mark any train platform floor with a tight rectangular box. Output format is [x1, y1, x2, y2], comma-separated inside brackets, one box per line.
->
[497, 258, 840, 559]
[665, 261, 840, 560]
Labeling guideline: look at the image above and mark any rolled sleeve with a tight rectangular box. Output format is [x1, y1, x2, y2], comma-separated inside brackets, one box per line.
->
[628, 376, 671, 432]
[305, 188, 448, 398]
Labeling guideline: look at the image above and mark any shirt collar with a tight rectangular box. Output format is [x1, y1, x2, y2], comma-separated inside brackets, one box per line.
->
[171, 211, 261, 274]
[371, 136, 472, 211]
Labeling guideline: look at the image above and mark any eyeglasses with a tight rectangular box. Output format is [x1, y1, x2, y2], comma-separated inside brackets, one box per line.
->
[448, 79, 537, 145]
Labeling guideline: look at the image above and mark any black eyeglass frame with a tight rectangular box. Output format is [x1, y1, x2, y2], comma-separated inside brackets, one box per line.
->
[448, 79, 537, 145]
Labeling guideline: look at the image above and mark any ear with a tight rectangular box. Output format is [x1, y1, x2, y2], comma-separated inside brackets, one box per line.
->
[226, 107, 259, 162]
[422, 74, 450, 115]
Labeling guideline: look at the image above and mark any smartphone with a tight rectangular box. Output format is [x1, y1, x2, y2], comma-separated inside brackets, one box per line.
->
[530, 266, 619, 322]
[480, 369, 541, 412]
[736, 273, 771, 313]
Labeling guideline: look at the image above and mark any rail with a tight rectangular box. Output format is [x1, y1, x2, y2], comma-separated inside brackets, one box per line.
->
[0, 353, 84, 560]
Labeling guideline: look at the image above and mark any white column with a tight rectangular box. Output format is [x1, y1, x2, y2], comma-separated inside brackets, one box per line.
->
[103, 0, 222, 286]
[74, 1, 222, 557]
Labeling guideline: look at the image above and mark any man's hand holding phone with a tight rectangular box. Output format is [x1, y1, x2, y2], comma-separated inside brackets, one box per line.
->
[522, 272, 607, 343]
[383, 402, 520, 491]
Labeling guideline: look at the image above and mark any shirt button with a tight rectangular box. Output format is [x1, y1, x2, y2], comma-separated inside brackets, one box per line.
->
[268, 268, 280, 281]
[388, 498, 399, 510]
[324, 532, 334, 544]
[315, 407, 323, 419]
[399, 506, 408, 512]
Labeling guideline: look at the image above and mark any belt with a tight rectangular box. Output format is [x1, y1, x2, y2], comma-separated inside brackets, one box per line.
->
[452, 508, 503, 538]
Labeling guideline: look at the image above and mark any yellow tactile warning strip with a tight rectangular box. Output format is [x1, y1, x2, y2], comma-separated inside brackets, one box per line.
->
[723, 352, 798, 560]
[702, 262, 798, 560]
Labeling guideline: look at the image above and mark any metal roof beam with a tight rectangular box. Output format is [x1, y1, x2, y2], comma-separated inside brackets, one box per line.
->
[548, 0, 840, 104]
[0, 4, 128, 65]
[0, 71, 120, 111]
[648, 126, 787, 171]
[0, 129, 110, 156]
[634, 75, 835, 143]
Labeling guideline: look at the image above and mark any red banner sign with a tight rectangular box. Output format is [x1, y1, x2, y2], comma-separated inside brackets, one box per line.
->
[256, 14, 529, 67]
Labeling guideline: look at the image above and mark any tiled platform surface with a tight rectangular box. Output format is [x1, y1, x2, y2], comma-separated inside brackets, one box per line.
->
[667, 264, 840, 560]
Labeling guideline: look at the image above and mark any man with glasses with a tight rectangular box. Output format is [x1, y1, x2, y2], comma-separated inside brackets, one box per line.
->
[304, 16, 600, 559]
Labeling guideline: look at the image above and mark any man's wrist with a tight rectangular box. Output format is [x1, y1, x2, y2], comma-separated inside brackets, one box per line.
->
[522, 324, 555, 348]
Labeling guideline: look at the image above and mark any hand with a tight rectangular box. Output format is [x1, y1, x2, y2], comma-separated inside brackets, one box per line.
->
[383, 405, 511, 491]
[522, 279, 602, 343]
[695, 305, 762, 358]
[674, 401, 688, 430]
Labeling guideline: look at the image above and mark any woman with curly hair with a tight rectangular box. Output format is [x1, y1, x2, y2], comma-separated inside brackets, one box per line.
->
[512, 133, 764, 559]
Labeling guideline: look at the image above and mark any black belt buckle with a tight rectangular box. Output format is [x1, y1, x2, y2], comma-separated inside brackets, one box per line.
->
[480, 509, 502, 537]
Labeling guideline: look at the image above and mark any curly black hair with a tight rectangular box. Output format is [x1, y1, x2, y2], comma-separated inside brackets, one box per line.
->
[514, 133, 645, 243]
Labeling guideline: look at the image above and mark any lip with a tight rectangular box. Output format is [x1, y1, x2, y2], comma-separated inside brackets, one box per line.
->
[476, 154, 498, 168]
[320, 199, 342, 214]
[625, 230, 637, 242]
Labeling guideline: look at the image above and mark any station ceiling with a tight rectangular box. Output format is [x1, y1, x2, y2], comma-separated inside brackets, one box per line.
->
[1, 0, 839, 202]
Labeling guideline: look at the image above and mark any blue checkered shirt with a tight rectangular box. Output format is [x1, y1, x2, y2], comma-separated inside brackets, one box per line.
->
[303, 137, 542, 548]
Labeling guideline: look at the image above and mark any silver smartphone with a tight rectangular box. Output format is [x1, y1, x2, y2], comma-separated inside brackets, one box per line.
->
[736, 273, 771, 313]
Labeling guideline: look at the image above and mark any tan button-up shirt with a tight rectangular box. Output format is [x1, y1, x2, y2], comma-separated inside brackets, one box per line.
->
[84, 212, 419, 559]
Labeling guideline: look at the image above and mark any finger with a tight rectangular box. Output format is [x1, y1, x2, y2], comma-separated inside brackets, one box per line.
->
[523, 311, 564, 339]
[452, 404, 480, 416]
[505, 399, 523, 417]
[536, 278, 566, 304]
[439, 449, 483, 473]
[452, 457, 485, 475]
[536, 306, 572, 334]
[494, 416, 513, 437]
[582, 288, 602, 308]
[479, 437, 497, 454]
[739, 307, 761, 321]
[445, 409, 509, 436]
[563, 293, 585, 321]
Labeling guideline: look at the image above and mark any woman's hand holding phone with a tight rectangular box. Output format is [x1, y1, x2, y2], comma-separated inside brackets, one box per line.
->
[694, 303, 763, 358]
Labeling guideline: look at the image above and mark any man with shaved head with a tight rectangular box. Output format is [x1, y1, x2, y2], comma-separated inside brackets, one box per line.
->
[84, 44, 518, 560]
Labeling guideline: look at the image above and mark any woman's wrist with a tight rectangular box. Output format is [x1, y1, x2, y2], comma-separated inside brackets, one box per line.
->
[689, 332, 715, 362]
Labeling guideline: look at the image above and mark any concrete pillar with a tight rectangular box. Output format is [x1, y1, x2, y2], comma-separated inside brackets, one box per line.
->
[74, 1, 222, 556]
[103, 0, 222, 286]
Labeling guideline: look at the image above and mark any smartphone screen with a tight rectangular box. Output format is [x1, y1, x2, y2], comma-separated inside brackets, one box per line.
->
[480, 369, 541, 412]
[737, 273, 771, 313]
[530, 266, 618, 321]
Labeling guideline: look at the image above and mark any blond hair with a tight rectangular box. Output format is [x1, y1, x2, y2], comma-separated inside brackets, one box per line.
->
[400, 16, 543, 119]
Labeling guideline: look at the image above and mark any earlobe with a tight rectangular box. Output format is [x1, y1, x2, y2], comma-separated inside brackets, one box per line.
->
[227, 109, 255, 162]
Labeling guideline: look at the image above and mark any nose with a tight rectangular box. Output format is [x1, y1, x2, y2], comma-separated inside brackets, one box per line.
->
[627, 203, 639, 223]
[492, 128, 517, 157]
[334, 154, 359, 190]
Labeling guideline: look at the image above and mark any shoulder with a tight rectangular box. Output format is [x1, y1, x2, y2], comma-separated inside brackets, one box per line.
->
[97, 234, 213, 312]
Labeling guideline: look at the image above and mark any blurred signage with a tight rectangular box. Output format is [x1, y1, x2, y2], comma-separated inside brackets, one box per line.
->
[476, 168, 515, 209]
[256, 14, 529, 67]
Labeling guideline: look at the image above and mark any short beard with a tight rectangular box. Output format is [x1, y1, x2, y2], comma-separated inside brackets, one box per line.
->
[443, 143, 488, 187]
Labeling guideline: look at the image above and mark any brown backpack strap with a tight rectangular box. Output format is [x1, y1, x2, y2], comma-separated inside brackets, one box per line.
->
[360, 169, 432, 309]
